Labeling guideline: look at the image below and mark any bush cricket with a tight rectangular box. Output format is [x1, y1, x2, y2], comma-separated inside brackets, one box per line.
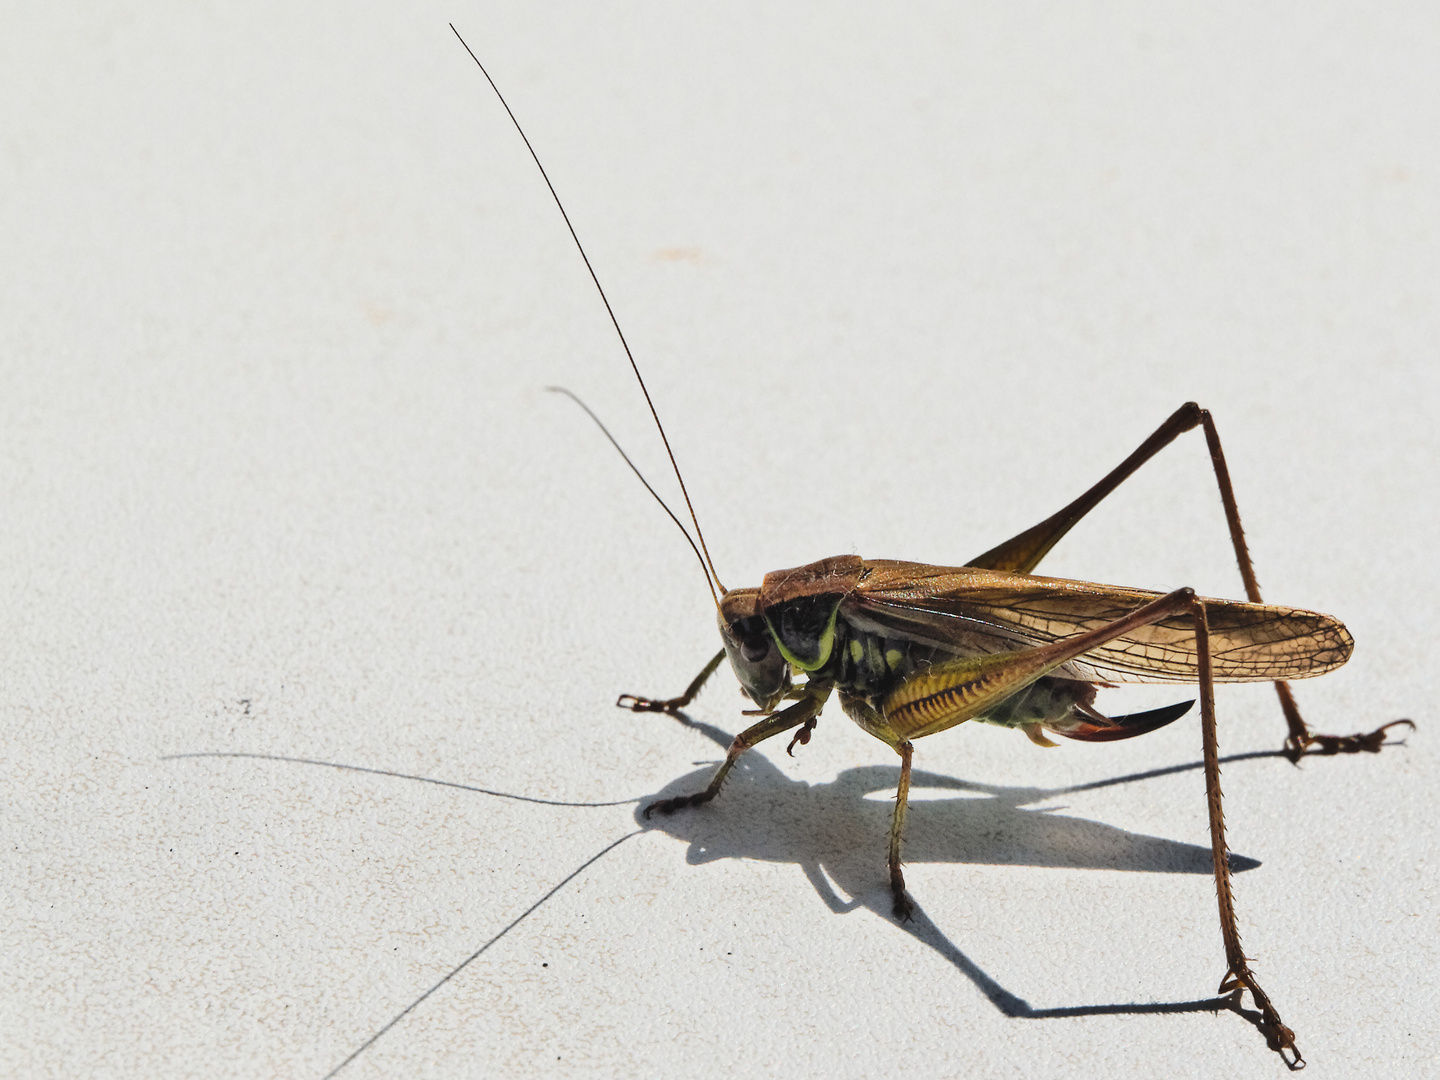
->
[453, 26, 1411, 1069]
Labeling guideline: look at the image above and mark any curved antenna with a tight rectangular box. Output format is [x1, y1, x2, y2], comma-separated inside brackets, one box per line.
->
[546, 387, 717, 605]
[451, 24, 727, 600]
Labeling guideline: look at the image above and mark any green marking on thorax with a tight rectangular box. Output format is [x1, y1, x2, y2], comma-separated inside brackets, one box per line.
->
[766, 601, 842, 672]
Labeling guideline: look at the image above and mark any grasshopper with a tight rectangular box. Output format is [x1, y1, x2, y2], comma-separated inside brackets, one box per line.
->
[454, 26, 1409, 1069]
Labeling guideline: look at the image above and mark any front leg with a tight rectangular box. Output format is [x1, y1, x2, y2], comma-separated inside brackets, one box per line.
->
[617, 649, 725, 713]
[645, 685, 830, 818]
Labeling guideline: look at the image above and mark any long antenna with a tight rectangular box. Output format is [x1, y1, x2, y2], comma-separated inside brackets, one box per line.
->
[451, 24, 727, 600]
[546, 387, 717, 604]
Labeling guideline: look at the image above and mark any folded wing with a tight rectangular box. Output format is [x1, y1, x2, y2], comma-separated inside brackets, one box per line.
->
[846, 560, 1353, 685]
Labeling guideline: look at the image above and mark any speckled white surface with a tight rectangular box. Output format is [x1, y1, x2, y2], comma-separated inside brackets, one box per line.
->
[3, 4, 1437, 1079]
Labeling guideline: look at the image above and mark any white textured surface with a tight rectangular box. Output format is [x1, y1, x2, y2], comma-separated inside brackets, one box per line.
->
[3, 4, 1437, 1078]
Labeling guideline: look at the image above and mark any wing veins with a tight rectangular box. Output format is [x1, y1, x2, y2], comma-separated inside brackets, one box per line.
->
[849, 562, 1352, 685]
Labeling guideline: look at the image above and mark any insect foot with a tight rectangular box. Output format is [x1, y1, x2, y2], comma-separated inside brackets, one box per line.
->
[643, 791, 714, 819]
[889, 863, 915, 922]
[891, 892, 915, 922]
[1287, 718, 1415, 760]
[1220, 967, 1303, 1070]
[617, 651, 728, 716]
[617, 693, 680, 713]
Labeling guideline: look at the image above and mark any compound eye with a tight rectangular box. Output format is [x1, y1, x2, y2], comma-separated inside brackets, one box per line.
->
[740, 636, 770, 663]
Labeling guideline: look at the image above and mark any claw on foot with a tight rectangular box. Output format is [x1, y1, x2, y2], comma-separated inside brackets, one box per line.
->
[1220, 968, 1304, 1069]
[618, 693, 677, 713]
[891, 890, 914, 922]
[1285, 719, 1414, 762]
[1260, 1016, 1303, 1069]
[889, 867, 914, 921]
[642, 792, 711, 819]
[786, 717, 818, 757]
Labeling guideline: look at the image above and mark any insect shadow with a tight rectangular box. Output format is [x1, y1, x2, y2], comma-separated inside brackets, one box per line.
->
[642, 709, 1282, 1028]
[167, 709, 1322, 1071]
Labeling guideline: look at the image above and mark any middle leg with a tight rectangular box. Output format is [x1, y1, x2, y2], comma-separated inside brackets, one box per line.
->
[888, 740, 915, 919]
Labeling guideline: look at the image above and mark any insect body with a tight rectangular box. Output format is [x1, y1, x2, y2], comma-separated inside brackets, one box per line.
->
[639, 537, 1357, 853]
[453, 26, 1410, 1071]
[715, 556, 1345, 757]
[614, 402, 1407, 1072]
